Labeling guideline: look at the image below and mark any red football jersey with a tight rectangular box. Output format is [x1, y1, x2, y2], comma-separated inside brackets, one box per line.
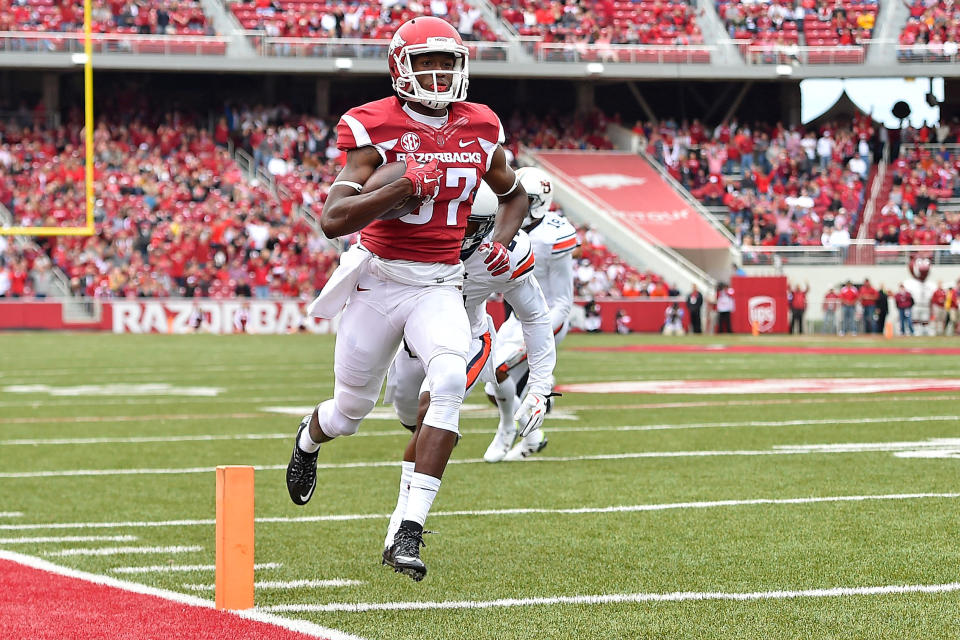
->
[336, 97, 505, 264]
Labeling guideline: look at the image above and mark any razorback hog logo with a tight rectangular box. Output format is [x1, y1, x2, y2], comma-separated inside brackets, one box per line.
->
[578, 174, 647, 189]
[399, 132, 421, 152]
[748, 296, 776, 333]
[909, 255, 931, 282]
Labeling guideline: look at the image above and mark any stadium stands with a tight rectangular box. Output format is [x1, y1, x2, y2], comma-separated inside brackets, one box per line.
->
[495, 0, 703, 45]
[228, 0, 499, 41]
[639, 117, 872, 249]
[873, 142, 960, 245]
[0, 113, 338, 299]
[898, 0, 960, 62]
[717, 0, 877, 64]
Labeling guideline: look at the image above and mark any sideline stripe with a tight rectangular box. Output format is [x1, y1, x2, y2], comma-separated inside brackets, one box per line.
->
[0, 413, 262, 425]
[184, 579, 364, 592]
[3, 392, 960, 411]
[3, 414, 958, 449]
[44, 545, 203, 557]
[3, 493, 956, 532]
[259, 582, 960, 613]
[0, 535, 136, 544]
[0, 549, 366, 640]
[112, 562, 282, 574]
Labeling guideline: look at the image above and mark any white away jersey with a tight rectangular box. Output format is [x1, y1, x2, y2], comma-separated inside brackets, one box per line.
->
[462, 230, 555, 397]
[526, 212, 578, 327]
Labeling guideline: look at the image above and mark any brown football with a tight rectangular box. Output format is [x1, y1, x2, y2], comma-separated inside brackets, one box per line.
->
[361, 161, 423, 220]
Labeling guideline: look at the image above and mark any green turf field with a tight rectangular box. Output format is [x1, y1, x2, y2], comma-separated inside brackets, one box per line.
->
[2, 332, 960, 640]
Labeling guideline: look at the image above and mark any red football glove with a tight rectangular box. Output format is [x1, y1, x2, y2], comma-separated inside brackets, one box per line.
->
[480, 241, 510, 277]
[401, 156, 442, 201]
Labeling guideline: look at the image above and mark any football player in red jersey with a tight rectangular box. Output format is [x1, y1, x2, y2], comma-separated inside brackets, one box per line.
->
[284, 16, 527, 582]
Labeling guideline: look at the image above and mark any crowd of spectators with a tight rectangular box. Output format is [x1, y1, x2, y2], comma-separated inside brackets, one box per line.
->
[503, 109, 615, 155]
[494, 0, 704, 48]
[229, 0, 497, 41]
[636, 115, 873, 251]
[573, 223, 677, 298]
[874, 141, 960, 246]
[898, 0, 960, 60]
[716, 0, 877, 52]
[0, 108, 339, 300]
[0, 0, 213, 35]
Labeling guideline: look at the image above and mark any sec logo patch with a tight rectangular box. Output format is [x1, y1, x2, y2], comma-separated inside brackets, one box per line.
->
[400, 132, 421, 152]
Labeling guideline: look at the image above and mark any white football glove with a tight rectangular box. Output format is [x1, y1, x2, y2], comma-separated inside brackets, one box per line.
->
[514, 393, 547, 437]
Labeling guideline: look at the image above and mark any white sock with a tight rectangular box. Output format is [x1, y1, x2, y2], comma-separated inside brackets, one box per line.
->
[384, 461, 416, 549]
[493, 377, 517, 433]
[403, 472, 442, 527]
[297, 421, 321, 453]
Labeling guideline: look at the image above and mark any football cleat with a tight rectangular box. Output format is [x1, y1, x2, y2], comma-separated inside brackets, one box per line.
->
[381, 545, 396, 569]
[503, 429, 548, 461]
[391, 522, 427, 582]
[483, 424, 517, 463]
[285, 415, 319, 506]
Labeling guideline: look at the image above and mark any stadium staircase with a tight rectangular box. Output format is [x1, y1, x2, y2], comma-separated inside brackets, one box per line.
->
[201, 0, 257, 57]
[867, 0, 909, 65]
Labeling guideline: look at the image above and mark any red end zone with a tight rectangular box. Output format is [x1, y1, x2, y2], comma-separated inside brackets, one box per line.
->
[557, 378, 960, 395]
[0, 551, 358, 640]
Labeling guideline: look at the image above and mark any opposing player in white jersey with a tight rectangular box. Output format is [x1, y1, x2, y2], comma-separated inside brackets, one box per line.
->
[484, 166, 578, 462]
[283, 16, 527, 582]
[382, 181, 556, 558]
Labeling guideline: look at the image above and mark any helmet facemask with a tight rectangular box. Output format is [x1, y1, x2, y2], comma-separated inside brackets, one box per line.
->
[392, 42, 469, 110]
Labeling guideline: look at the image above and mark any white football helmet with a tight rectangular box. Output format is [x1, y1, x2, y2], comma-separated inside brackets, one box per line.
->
[516, 166, 554, 227]
[460, 181, 498, 260]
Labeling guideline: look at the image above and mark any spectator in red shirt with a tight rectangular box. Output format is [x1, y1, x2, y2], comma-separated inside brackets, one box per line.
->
[822, 287, 840, 334]
[895, 283, 915, 336]
[839, 280, 859, 336]
[789, 283, 808, 334]
[858, 278, 879, 333]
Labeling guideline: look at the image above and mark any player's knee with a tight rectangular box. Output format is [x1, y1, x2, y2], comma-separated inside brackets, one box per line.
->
[422, 353, 466, 433]
[320, 390, 374, 438]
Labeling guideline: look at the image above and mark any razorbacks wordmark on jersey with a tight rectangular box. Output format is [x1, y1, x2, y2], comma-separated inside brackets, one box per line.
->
[336, 97, 505, 264]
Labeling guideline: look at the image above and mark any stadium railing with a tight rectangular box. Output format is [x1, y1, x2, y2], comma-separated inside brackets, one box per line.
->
[734, 40, 867, 65]
[0, 31, 230, 55]
[874, 244, 960, 265]
[531, 42, 714, 64]
[250, 35, 511, 61]
[742, 242, 960, 267]
[896, 43, 960, 63]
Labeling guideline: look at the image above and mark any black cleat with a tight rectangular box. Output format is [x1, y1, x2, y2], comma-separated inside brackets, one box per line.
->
[381, 545, 396, 568]
[285, 415, 318, 506]
[391, 521, 427, 582]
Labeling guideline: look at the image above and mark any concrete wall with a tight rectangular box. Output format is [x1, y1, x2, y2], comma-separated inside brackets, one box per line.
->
[744, 262, 960, 320]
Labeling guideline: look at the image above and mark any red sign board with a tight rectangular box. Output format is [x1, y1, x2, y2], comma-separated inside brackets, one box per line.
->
[730, 276, 789, 334]
[534, 151, 730, 250]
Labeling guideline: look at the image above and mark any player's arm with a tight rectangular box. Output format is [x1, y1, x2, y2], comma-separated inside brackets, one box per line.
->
[319, 147, 404, 237]
[320, 148, 441, 238]
[503, 276, 556, 397]
[482, 146, 526, 245]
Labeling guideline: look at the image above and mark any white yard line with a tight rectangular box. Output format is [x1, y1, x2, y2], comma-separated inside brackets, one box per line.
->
[6, 430, 960, 479]
[3, 493, 956, 532]
[0, 535, 136, 544]
[183, 579, 363, 592]
[258, 582, 960, 613]
[0, 512, 23, 518]
[43, 545, 203, 557]
[3, 414, 958, 447]
[0, 550, 366, 640]
[112, 562, 282, 574]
